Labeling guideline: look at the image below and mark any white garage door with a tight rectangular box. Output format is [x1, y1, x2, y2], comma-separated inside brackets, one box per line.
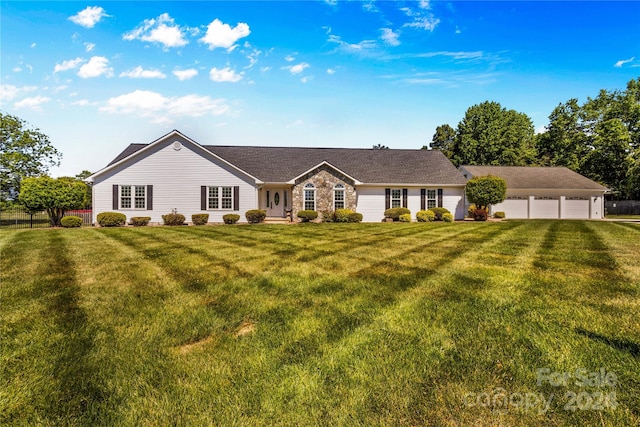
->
[563, 197, 590, 219]
[494, 198, 528, 219]
[531, 197, 559, 219]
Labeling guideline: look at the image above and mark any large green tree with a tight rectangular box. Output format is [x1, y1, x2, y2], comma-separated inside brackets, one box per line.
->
[449, 101, 536, 166]
[536, 99, 588, 170]
[0, 113, 61, 200]
[19, 176, 86, 226]
[426, 124, 456, 158]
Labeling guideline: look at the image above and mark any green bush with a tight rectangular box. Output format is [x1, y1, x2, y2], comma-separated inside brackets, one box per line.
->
[97, 212, 126, 227]
[130, 216, 151, 227]
[60, 215, 82, 228]
[334, 208, 354, 223]
[416, 210, 435, 222]
[467, 203, 488, 218]
[399, 213, 412, 222]
[297, 210, 318, 222]
[384, 207, 410, 221]
[348, 212, 363, 223]
[494, 211, 506, 219]
[245, 209, 266, 224]
[473, 208, 488, 221]
[442, 212, 454, 222]
[192, 214, 210, 225]
[430, 207, 450, 221]
[222, 214, 240, 224]
[320, 210, 335, 222]
[162, 213, 186, 226]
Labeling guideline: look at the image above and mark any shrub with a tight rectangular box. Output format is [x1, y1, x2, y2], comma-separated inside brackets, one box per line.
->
[494, 211, 506, 219]
[466, 175, 507, 210]
[348, 212, 363, 223]
[245, 209, 266, 224]
[468, 203, 488, 218]
[192, 214, 210, 225]
[97, 212, 126, 227]
[60, 215, 82, 228]
[442, 212, 454, 222]
[384, 207, 410, 221]
[416, 210, 435, 222]
[297, 210, 318, 222]
[473, 208, 488, 221]
[130, 216, 151, 227]
[320, 210, 335, 222]
[334, 208, 354, 223]
[399, 213, 412, 222]
[430, 207, 450, 221]
[162, 213, 185, 226]
[222, 214, 240, 224]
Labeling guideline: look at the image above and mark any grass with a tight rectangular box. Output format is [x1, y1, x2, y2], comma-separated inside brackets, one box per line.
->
[1, 221, 639, 426]
[605, 214, 640, 219]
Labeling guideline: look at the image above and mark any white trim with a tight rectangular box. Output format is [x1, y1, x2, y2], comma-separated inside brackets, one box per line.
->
[333, 183, 345, 210]
[286, 161, 362, 185]
[303, 183, 316, 211]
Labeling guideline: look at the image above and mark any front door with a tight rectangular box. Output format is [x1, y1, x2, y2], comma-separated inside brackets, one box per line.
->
[266, 188, 286, 217]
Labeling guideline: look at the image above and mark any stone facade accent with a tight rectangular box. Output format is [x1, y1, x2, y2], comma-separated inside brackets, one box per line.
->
[291, 165, 356, 221]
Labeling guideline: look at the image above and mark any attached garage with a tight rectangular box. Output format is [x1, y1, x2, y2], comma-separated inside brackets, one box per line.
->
[459, 166, 608, 219]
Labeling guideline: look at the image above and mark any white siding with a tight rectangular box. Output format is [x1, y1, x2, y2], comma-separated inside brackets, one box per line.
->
[92, 138, 258, 224]
[356, 186, 387, 223]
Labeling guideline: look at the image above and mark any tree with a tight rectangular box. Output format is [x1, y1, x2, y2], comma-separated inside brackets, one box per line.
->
[427, 124, 456, 158]
[19, 176, 86, 226]
[0, 113, 62, 201]
[536, 99, 588, 170]
[75, 170, 93, 208]
[627, 148, 640, 199]
[465, 175, 507, 219]
[372, 144, 389, 150]
[450, 101, 536, 166]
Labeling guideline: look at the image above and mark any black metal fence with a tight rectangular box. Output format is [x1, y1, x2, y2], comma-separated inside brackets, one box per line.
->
[605, 200, 640, 216]
[0, 207, 93, 229]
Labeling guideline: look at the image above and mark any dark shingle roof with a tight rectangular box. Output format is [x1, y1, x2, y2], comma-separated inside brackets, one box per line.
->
[460, 165, 607, 190]
[107, 141, 467, 185]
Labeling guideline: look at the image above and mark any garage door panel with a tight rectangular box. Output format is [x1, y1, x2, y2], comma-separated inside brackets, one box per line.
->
[563, 199, 589, 219]
[531, 198, 559, 219]
[494, 199, 528, 219]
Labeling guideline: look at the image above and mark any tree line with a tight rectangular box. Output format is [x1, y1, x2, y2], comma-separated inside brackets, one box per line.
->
[427, 78, 640, 199]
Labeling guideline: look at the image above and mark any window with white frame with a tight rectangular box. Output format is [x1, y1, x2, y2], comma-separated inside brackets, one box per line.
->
[391, 189, 402, 208]
[304, 183, 316, 211]
[208, 186, 233, 210]
[120, 185, 145, 209]
[427, 189, 437, 209]
[334, 184, 345, 210]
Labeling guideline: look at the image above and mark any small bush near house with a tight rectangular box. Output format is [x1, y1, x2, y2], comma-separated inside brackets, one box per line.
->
[348, 212, 363, 223]
[162, 213, 186, 226]
[130, 216, 151, 227]
[297, 210, 318, 222]
[320, 210, 335, 222]
[430, 207, 451, 221]
[97, 212, 126, 227]
[192, 214, 210, 225]
[417, 210, 435, 222]
[334, 208, 354, 223]
[442, 212, 454, 222]
[222, 214, 240, 224]
[245, 209, 266, 224]
[60, 216, 82, 228]
[384, 207, 410, 221]
[494, 211, 506, 219]
[399, 213, 412, 222]
[473, 208, 488, 221]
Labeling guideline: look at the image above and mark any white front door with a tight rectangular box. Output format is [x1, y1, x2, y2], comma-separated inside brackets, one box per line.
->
[266, 188, 286, 217]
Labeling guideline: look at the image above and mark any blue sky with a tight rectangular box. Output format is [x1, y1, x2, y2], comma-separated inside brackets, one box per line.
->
[1, 1, 639, 177]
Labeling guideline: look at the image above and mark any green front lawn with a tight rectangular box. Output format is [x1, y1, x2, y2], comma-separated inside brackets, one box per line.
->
[1, 221, 639, 426]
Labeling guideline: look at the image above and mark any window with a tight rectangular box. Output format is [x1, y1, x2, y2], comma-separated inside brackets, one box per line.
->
[334, 184, 345, 210]
[427, 189, 437, 209]
[391, 189, 402, 208]
[120, 185, 145, 209]
[304, 183, 316, 211]
[208, 186, 233, 210]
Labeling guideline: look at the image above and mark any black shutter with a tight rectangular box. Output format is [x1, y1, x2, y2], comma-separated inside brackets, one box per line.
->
[437, 189, 443, 208]
[147, 185, 153, 210]
[402, 188, 408, 208]
[385, 188, 391, 210]
[420, 189, 426, 211]
[112, 185, 118, 210]
[233, 186, 239, 211]
[201, 186, 207, 211]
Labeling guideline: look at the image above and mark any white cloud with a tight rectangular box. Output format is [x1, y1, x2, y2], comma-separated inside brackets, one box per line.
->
[69, 6, 109, 28]
[419, 0, 431, 9]
[285, 55, 296, 62]
[327, 68, 336, 75]
[123, 13, 188, 49]
[614, 57, 635, 68]
[328, 34, 377, 54]
[71, 99, 92, 106]
[199, 19, 250, 51]
[300, 76, 312, 83]
[30, 43, 36, 48]
[54, 57, 84, 73]
[119, 66, 167, 79]
[209, 67, 243, 83]
[13, 66, 22, 72]
[260, 66, 271, 73]
[362, 1, 379, 13]
[101, 90, 230, 124]
[284, 62, 310, 75]
[381, 28, 400, 46]
[245, 49, 262, 69]
[0, 84, 37, 101]
[404, 16, 440, 31]
[14, 96, 51, 111]
[173, 68, 198, 81]
[78, 56, 113, 78]
[455, 26, 462, 34]
[84, 42, 95, 52]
